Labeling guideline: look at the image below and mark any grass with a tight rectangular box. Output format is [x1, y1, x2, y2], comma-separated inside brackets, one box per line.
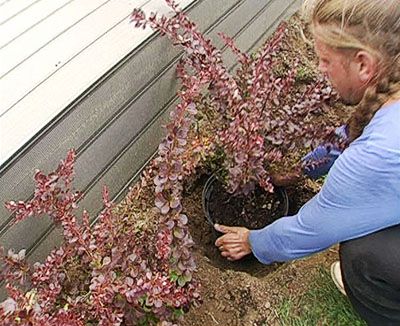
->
[275, 267, 367, 326]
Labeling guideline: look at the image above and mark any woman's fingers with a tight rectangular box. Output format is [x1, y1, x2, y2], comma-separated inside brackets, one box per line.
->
[220, 246, 243, 254]
[218, 242, 247, 261]
[215, 233, 240, 247]
[214, 224, 252, 261]
[214, 224, 238, 234]
[218, 243, 242, 251]
[220, 247, 248, 260]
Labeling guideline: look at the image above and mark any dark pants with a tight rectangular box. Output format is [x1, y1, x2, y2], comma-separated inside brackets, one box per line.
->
[340, 224, 400, 326]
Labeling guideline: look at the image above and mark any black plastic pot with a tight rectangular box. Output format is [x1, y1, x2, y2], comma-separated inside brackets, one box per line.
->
[202, 174, 289, 237]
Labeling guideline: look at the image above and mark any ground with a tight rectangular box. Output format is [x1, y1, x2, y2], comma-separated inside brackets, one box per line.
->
[180, 177, 352, 326]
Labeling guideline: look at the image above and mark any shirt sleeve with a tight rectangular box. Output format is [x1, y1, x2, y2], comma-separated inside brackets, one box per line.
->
[249, 138, 400, 264]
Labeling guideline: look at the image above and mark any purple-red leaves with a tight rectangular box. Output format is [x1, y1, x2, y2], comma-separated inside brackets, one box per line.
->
[1, 146, 201, 325]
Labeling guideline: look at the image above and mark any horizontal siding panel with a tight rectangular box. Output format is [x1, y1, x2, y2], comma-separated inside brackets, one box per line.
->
[0, 0, 191, 164]
[0, 0, 110, 73]
[0, 0, 72, 49]
[222, 0, 296, 68]
[0, 0, 148, 114]
[206, 0, 270, 49]
[0, 0, 38, 24]
[246, 0, 302, 58]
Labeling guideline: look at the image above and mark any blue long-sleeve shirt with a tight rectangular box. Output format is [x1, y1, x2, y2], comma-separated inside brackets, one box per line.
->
[249, 101, 400, 264]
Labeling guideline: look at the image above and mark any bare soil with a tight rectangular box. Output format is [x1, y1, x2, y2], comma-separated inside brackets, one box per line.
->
[206, 177, 287, 230]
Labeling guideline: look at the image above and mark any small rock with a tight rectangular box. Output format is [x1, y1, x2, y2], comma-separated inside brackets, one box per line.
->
[225, 306, 234, 313]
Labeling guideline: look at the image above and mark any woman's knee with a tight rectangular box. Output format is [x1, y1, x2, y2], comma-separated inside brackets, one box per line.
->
[339, 225, 400, 325]
[340, 224, 400, 286]
[340, 233, 381, 274]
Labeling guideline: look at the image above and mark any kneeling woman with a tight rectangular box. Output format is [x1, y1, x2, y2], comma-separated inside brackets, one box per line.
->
[215, 1, 400, 324]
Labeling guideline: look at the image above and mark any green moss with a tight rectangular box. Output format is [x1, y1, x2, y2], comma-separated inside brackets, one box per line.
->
[295, 66, 315, 83]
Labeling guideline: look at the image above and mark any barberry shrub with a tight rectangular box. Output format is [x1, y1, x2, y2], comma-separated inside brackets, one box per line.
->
[0, 150, 200, 325]
[132, 0, 340, 195]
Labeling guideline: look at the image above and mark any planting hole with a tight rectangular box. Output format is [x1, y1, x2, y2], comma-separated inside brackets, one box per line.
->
[184, 176, 287, 277]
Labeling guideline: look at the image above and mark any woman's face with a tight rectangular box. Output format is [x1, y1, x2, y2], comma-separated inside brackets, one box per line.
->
[314, 38, 369, 105]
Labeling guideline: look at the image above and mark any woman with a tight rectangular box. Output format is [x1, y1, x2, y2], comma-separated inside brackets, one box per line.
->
[215, 0, 400, 324]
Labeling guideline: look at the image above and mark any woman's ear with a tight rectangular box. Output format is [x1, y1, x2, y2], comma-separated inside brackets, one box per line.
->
[354, 50, 378, 84]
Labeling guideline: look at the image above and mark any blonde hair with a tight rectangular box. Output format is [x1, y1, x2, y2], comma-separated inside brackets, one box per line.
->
[302, 0, 400, 140]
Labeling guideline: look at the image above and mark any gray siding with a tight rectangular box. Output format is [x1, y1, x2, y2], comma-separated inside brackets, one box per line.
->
[0, 0, 301, 265]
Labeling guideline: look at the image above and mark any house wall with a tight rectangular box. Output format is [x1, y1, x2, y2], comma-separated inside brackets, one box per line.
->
[0, 0, 301, 266]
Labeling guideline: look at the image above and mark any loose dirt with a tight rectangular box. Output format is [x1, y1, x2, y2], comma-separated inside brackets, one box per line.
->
[181, 177, 338, 326]
[206, 177, 287, 230]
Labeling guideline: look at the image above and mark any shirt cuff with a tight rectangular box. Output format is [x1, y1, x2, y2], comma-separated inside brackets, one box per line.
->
[249, 229, 274, 265]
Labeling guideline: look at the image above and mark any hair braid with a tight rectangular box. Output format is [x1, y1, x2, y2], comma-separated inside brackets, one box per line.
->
[349, 65, 400, 140]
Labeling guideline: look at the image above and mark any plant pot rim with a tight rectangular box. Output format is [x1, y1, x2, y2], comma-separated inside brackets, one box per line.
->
[202, 174, 289, 234]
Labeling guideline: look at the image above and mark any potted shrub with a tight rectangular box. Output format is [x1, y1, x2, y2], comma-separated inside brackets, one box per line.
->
[132, 0, 338, 233]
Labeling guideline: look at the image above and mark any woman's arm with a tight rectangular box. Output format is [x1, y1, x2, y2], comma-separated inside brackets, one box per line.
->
[249, 139, 400, 264]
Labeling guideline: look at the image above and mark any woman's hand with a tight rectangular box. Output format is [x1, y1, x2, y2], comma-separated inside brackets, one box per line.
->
[214, 224, 252, 261]
[270, 169, 301, 187]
